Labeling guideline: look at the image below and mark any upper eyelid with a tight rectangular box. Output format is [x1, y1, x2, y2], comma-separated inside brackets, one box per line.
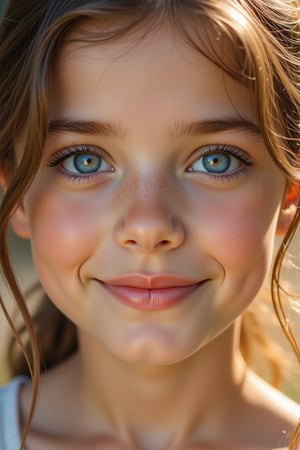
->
[46, 142, 255, 168]
[187, 144, 255, 166]
[47, 144, 113, 166]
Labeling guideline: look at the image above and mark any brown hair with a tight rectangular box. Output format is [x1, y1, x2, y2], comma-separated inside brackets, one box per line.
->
[0, 0, 299, 448]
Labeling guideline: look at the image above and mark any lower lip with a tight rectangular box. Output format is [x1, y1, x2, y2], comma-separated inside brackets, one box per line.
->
[100, 282, 205, 311]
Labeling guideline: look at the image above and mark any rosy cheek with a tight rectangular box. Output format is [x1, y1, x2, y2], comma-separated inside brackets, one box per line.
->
[26, 188, 101, 270]
[214, 211, 274, 269]
[192, 186, 281, 271]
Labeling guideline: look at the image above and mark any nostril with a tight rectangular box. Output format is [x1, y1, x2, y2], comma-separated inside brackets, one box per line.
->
[155, 239, 171, 249]
[126, 239, 137, 246]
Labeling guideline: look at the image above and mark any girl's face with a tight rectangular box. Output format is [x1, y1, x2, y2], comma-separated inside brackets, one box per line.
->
[15, 26, 286, 364]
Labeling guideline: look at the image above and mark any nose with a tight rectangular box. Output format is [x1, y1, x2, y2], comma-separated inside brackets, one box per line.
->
[114, 197, 185, 253]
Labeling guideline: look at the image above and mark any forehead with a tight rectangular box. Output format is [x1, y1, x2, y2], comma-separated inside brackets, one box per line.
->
[49, 23, 257, 128]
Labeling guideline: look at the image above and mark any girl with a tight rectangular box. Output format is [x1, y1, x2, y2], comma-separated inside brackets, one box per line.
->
[0, 0, 299, 449]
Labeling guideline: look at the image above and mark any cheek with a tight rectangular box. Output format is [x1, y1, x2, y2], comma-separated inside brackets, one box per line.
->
[24, 186, 107, 272]
[211, 200, 277, 305]
[185, 181, 284, 330]
[211, 201, 278, 267]
[189, 180, 283, 277]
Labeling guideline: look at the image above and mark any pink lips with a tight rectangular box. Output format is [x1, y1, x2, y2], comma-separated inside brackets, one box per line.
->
[98, 274, 206, 311]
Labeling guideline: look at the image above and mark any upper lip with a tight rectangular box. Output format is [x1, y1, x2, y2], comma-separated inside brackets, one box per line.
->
[99, 274, 203, 289]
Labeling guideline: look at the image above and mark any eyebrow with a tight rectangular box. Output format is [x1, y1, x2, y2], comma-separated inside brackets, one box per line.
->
[48, 117, 261, 138]
[48, 119, 125, 138]
[170, 118, 261, 137]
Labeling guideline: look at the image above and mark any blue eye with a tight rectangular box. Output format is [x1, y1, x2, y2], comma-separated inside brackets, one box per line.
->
[62, 152, 110, 174]
[188, 145, 253, 176]
[192, 152, 238, 174]
[48, 145, 114, 177]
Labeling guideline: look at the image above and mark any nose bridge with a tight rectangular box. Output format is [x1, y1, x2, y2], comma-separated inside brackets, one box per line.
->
[126, 187, 172, 230]
[114, 176, 184, 252]
[122, 173, 172, 210]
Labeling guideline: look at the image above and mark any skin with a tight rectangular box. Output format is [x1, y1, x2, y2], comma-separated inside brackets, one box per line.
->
[10, 24, 299, 449]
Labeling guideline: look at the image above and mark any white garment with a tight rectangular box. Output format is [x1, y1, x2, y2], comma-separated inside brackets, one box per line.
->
[0, 376, 29, 450]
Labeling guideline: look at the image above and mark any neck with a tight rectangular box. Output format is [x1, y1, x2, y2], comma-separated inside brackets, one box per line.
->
[73, 323, 247, 448]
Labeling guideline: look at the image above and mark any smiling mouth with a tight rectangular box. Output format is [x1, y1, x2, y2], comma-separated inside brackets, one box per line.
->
[97, 274, 208, 311]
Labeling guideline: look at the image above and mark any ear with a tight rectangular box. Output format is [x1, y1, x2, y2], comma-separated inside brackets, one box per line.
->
[0, 168, 31, 239]
[276, 183, 299, 236]
[10, 203, 31, 239]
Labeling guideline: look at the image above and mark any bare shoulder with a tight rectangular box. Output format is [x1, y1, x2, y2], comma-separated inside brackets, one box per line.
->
[223, 370, 300, 449]
[245, 370, 300, 421]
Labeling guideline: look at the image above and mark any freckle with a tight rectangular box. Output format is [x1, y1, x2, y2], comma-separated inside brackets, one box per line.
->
[119, 179, 138, 195]
[131, 180, 138, 191]
[159, 181, 168, 192]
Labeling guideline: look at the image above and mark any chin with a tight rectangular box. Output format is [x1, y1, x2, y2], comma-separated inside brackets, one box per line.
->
[103, 328, 204, 366]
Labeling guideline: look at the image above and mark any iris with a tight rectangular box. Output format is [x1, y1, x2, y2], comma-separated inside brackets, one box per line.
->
[73, 153, 102, 174]
[202, 153, 231, 173]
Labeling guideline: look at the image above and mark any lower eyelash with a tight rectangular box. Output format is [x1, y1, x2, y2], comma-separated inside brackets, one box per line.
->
[206, 166, 248, 182]
[65, 174, 97, 184]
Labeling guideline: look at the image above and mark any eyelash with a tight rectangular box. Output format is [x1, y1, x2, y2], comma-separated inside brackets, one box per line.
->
[186, 144, 255, 181]
[47, 143, 255, 183]
[47, 144, 114, 181]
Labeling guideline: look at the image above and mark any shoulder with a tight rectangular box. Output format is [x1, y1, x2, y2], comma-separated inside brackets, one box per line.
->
[0, 376, 29, 450]
[245, 370, 300, 421]
[228, 370, 300, 449]
[0, 375, 28, 406]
